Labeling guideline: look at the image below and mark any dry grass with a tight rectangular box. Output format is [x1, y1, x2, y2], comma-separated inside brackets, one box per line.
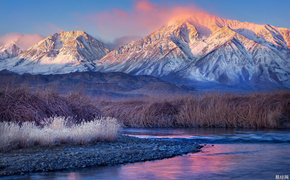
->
[0, 116, 120, 152]
[98, 91, 290, 129]
[176, 93, 290, 128]
[0, 87, 101, 125]
[0, 86, 289, 129]
[98, 99, 179, 128]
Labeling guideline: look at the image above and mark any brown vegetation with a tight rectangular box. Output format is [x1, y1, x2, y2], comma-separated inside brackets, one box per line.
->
[0, 86, 289, 129]
[98, 92, 290, 129]
[0, 87, 101, 125]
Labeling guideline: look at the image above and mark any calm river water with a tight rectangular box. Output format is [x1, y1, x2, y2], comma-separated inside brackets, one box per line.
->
[5, 128, 290, 180]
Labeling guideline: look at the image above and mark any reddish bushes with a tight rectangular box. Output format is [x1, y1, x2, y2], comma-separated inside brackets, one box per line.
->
[99, 92, 290, 129]
[176, 93, 290, 128]
[0, 87, 101, 125]
[1, 86, 289, 129]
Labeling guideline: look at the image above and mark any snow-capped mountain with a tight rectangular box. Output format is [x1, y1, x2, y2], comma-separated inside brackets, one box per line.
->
[0, 43, 22, 60]
[0, 14, 289, 89]
[96, 14, 290, 89]
[0, 31, 109, 74]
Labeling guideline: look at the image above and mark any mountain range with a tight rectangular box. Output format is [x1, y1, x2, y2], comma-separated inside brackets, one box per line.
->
[0, 13, 289, 90]
[0, 31, 109, 74]
[0, 43, 22, 60]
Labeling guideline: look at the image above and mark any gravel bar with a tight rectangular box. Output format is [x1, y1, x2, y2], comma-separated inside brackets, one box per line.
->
[0, 135, 202, 177]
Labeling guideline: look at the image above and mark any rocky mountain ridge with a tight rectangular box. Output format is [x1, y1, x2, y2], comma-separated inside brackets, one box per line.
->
[96, 15, 290, 89]
[0, 14, 289, 89]
[0, 31, 109, 74]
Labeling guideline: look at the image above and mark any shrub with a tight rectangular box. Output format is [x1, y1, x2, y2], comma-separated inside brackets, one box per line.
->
[0, 116, 120, 152]
[99, 91, 290, 129]
[0, 87, 101, 125]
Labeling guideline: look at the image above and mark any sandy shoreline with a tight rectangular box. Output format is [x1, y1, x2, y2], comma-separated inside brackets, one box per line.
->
[0, 136, 201, 177]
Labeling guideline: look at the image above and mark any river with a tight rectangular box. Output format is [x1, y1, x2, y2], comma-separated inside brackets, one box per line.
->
[4, 128, 290, 180]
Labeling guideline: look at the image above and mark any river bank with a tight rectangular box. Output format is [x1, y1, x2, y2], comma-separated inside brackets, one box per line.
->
[0, 135, 202, 177]
[3, 128, 290, 180]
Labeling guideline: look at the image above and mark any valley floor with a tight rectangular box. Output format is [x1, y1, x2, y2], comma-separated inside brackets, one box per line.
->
[0, 87, 288, 177]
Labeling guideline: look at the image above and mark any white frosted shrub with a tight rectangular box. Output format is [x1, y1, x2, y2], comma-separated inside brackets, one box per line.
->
[0, 117, 121, 152]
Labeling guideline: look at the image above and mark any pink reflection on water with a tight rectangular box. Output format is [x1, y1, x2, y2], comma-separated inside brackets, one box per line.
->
[118, 145, 236, 179]
[67, 172, 80, 180]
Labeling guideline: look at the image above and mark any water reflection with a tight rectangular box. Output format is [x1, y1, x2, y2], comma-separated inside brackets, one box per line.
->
[117, 148, 223, 180]
[67, 172, 80, 180]
[116, 144, 266, 180]
[46, 144, 288, 180]
[123, 128, 290, 143]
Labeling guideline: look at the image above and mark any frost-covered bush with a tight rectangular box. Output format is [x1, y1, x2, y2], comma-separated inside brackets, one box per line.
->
[0, 116, 120, 152]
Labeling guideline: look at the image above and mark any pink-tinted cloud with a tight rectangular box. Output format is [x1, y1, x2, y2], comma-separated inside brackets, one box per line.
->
[0, 33, 44, 50]
[135, 0, 157, 12]
[106, 35, 142, 49]
[85, 0, 213, 41]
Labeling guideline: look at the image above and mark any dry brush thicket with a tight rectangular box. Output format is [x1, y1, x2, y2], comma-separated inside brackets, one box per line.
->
[99, 92, 290, 128]
[1, 87, 289, 129]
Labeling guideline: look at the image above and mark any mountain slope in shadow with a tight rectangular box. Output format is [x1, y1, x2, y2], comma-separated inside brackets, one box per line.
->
[0, 70, 194, 98]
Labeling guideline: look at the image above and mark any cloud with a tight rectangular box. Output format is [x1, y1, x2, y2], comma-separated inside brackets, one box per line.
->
[84, 0, 212, 41]
[0, 33, 44, 50]
[135, 0, 157, 12]
[106, 35, 142, 50]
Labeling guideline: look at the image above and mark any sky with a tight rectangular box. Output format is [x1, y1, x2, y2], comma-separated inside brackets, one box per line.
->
[0, 0, 289, 47]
